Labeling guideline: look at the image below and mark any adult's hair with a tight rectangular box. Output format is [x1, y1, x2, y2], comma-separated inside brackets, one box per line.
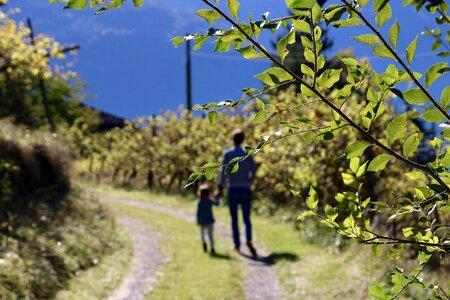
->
[233, 129, 244, 145]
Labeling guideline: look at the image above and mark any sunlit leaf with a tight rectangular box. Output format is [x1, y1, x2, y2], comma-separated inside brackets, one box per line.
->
[424, 62, 448, 87]
[255, 67, 293, 86]
[388, 20, 400, 47]
[238, 45, 265, 59]
[375, 1, 391, 27]
[306, 186, 318, 209]
[405, 36, 418, 64]
[227, 0, 240, 19]
[207, 111, 218, 125]
[403, 133, 420, 157]
[386, 113, 407, 145]
[344, 140, 372, 159]
[196, 9, 222, 24]
[368, 154, 393, 172]
[352, 34, 380, 46]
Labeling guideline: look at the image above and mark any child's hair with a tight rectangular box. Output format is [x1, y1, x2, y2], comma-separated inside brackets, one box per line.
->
[197, 184, 210, 198]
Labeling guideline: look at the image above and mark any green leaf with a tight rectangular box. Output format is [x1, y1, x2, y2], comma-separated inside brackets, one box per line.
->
[255, 67, 293, 86]
[358, 0, 370, 7]
[323, 6, 347, 24]
[341, 173, 358, 188]
[352, 34, 380, 46]
[368, 154, 393, 172]
[375, 1, 392, 27]
[194, 35, 210, 50]
[373, 45, 395, 59]
[386, 114, 407, 145]
[344, 140, 372, 159]
[255, 98, 265, 110]
[196, 9, 222, 24]
[277, 27, 296, 62]
[297, 210, 316, 220]
[301, 64, 315, 77]
[292, 19, 310, 33]
[205, 168, 216, 180]
[403, 133, 420, 157]
[332, 18, 362, 28]
[356, 162, 368, 177]
[306, 186, 318, 209]
[214, 40, 232, 52]
[369, 285, 388, 299]
[424, 62, 448, 87]
[132, 0, 144, 7]
[185, 172, 204, 188]
[405, 36, 418, 64]
[441, 86, 450, 108]
[372, 244, 382, 257]
[225, 157, 240, 175]
[171, 36, 185, 48]
[418, 251, 432, 264]
[207, 111, 218, 125]
[325, 205, 338, 221]
[388, 20, 400, 47]
[317, 69, 342, 88]
[199, 162, 222, 170]
[253, 111, 267, 123]
[401, 88, 429, 104]
[227, 0, 240, 19]
[421, 108, 446, 123]
[66, 0, 89, 9]
[350, 157, 360, 174]
[238, 45, 265, 59]
[286, 0, 315, 13]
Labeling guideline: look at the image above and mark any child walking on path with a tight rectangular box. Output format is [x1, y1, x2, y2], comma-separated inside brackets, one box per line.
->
[196, 184, 219, 254]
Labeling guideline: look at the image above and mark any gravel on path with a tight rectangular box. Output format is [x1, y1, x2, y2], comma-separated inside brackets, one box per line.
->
[106, 215, 163, 300]
[102, 197, 281, 300]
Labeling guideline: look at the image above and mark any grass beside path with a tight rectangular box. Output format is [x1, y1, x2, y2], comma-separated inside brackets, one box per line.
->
[54, 224, 131, 300]
[91, 184, 383, 299]
[110, 202, 246, 300]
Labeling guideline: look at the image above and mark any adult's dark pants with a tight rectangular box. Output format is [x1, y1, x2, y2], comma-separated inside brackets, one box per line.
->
[227, 186, 252, 249]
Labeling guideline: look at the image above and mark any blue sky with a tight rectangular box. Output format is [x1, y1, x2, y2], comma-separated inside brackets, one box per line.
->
[11, 0, 447, 119]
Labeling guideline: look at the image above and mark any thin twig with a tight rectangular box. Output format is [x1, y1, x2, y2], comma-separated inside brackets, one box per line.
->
[207, 80, 295, 112]
[201, 0, 450, 194]
[342, 0, 450, 123]
[391, 260, 428, 299]
[436, 7, 450, 24]
[361, 235, 443, 248]
[339, 79, 364, 109]
[309, 10, 318, 87]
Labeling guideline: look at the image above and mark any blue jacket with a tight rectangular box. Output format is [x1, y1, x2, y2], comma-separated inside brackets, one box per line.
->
[219, 146, 257, 189]
[196, 199, 219, 225]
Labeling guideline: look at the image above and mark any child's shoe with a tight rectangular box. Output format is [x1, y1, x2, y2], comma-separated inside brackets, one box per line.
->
[211, 248, 216, 255]
[203, 242, 208, 253]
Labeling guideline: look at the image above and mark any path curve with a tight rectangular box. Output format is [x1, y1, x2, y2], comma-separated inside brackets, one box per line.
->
[107, 215, 163, 300]
[104, 197, 281, 300]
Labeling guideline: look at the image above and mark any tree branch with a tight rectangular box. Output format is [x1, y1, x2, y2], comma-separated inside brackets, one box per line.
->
[391, 260, 428, 299]
[342, 0, 450, 123]
[308, 10, 318, 87]
[201, 0, 450, 194]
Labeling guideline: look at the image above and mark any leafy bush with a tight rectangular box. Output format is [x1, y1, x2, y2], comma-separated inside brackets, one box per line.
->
[0, 121, 122, 299]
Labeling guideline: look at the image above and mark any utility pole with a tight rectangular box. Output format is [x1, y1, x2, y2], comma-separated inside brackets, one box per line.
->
[26, 18, 80, 132]
[186, 38, 192, 111]
[27, 18, 56, 132]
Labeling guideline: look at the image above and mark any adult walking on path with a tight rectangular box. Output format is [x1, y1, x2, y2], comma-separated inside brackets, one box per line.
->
[216, 129, 258, 256]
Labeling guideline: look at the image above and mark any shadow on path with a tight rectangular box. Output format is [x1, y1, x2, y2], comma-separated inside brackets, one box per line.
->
[240, 252, 298, 266]
[210, 252, 233, 260]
